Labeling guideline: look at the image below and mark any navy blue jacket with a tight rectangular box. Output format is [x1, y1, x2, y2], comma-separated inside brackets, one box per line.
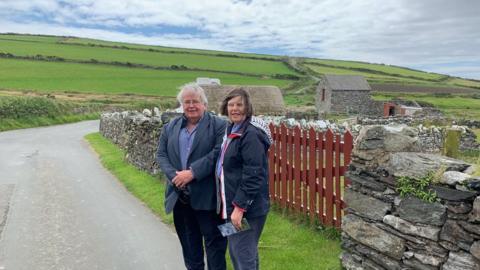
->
[156, 112, 226, 214]
[221, 119, 271, 219]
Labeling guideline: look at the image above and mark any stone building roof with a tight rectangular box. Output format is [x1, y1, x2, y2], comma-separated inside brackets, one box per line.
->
[201, 85, 285, 116]
[322, 75, 371, 91]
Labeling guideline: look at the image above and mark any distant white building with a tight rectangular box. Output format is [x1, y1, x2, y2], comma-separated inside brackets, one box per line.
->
[196, 77, 221, 86]
[400, 105, 423, 116]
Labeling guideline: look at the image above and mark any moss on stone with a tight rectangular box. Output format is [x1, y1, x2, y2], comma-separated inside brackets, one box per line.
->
[444, 128, 461, 158]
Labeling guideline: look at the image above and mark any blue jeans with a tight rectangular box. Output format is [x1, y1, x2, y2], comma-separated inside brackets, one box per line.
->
[173, 201, 227, 270]
[227, 215, 267, 270]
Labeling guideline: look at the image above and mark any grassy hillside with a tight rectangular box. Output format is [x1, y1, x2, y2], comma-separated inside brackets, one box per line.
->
[305, 59, 446, 81]
[304, 60, 480, 89]
[60, 36, 280, 60]
[1, 33, 479, 111]
[0, 36, 295, 76]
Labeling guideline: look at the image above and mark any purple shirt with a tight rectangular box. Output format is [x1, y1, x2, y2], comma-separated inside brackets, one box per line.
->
[179, 125, 197, 170]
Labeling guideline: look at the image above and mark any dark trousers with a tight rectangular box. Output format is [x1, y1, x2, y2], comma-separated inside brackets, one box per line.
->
[227, 215, 267, 270]
[173, 201, 227, 270]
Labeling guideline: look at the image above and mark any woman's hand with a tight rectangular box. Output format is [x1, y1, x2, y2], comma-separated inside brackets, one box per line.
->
[231, 206, 244, 230]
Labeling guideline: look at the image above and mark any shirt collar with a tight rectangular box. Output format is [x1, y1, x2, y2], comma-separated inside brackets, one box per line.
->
[181, 112, 206, 127]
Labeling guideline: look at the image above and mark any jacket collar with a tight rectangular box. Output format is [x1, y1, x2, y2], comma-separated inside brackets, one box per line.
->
[226, 117, 250, 138]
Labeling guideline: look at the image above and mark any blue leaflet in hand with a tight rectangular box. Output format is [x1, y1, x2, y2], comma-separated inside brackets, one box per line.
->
[217, 218, 251, 237]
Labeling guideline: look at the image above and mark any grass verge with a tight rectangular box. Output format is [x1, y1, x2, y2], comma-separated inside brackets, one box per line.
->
[0, 113, 100, 132]
[85, 132, 342, 270]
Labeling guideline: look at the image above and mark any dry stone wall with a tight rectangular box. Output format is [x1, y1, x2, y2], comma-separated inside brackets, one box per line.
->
[342, 125, 480, 270]
[98, 109, 353, 176]
[99, 109, 478, 177]
[354, 117, 480, 153]
[99, 110, 177, 174]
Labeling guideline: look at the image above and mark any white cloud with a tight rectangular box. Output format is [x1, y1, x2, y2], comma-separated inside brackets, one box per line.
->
[0, 0, 479, 79]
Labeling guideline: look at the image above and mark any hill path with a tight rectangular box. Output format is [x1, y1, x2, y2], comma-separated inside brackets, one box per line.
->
[0, 121, 184, 270]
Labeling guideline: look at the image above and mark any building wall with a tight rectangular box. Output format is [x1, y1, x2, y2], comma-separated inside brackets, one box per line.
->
[330, 90, 382, 115]
[316, 82, 383, 116]
[202, 85, 285, 116]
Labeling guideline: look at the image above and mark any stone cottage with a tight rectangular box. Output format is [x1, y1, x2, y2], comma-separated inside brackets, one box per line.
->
[315, 74, 381, 115]
[197, 79, 285, 115]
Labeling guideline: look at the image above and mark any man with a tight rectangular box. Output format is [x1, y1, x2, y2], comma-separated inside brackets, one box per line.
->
[156, 83, 227, 270]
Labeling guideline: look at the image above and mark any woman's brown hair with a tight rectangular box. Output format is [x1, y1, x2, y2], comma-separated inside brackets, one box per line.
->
[219, 87, 254, 118]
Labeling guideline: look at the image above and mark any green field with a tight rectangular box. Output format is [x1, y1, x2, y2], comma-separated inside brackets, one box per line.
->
[59, 36, 281, 60]
[447, 78, 480, 89]
[305, 59, 446, 81]
[0, 38, 295, 76]
[305, 64, 435, 85]
[0, 34, 61, 43]
[0, 58, 291, 96]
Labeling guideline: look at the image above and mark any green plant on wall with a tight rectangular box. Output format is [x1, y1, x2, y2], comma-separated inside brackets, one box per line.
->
[396, 173, 438, 203]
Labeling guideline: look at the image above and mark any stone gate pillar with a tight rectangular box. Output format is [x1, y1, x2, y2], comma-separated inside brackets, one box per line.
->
[341, 125, 480, 270]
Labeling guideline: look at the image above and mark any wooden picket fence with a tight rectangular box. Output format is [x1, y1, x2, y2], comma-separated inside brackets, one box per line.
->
[268, 123, 353, 228]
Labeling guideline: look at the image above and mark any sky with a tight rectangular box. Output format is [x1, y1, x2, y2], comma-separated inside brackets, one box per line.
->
[1, 0, 479, 80]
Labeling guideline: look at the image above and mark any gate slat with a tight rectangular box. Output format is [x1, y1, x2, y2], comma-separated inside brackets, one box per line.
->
[325, 129, 334, 226]
[302, 129, 308, 215]
[317, 131, 324, 223]
[294, 126, 301, 212]
[288, 128, 294, 208]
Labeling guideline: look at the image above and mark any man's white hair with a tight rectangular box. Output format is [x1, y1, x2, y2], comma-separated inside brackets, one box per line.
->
[177, 83, 208, 105]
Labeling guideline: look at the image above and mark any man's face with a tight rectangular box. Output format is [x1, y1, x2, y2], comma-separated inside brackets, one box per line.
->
[181, 91, 206, 123]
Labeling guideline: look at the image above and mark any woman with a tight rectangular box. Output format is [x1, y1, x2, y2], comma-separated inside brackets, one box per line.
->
[216, 88, 272, 270]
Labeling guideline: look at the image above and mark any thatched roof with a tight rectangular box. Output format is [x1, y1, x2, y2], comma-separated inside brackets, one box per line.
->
[322, 75, 371, 91]
[201, 85, 285, 116]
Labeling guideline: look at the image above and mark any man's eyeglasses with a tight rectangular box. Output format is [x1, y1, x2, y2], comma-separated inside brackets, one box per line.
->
[182, 100, 202, 105]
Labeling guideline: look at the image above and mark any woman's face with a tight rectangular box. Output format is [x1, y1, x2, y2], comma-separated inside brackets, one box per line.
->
[227, 96, 246, 124]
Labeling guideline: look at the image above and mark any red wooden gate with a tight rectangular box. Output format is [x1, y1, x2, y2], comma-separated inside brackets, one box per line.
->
[268, 123, 353, 228]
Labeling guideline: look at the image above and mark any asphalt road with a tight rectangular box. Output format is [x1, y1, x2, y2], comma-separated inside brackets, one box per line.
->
[0, 120, 184, 270]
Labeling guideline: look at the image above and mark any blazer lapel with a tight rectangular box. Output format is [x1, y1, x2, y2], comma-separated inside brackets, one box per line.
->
[171, 118, 183, 167]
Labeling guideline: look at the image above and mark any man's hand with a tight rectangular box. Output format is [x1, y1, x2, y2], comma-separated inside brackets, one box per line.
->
[172, 170, 194, 189]
[231, 206, 244, 230]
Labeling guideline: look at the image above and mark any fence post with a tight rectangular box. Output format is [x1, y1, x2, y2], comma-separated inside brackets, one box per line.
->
[343, 131, 353, 187]
[280, 124, 288, 208]
[335, 133, 342, 228]
[268, 123, 275, 201]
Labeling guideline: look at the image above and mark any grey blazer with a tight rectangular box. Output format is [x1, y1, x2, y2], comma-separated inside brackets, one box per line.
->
[156, 112, 226, 214]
